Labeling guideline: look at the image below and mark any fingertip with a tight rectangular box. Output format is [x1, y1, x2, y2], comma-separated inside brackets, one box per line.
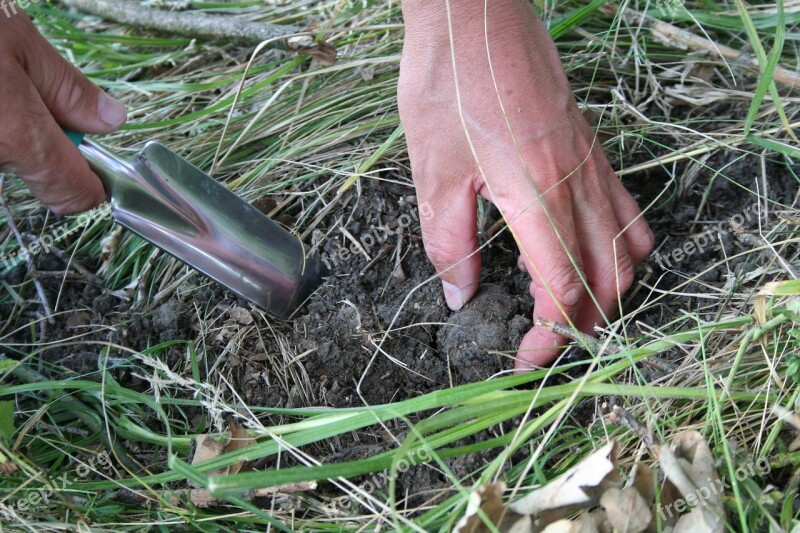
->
[442, 279, 478, 311]
[97, 92, 127, 131]
[515, 326, 563, 370]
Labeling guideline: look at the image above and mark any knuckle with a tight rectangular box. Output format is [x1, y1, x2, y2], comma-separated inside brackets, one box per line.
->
[600, 257, 636, 294]
[533, 265, 584, 309]
[636, 225, 656, 255]
[421, 234, 466, 271]
[49, 63, 89, 118]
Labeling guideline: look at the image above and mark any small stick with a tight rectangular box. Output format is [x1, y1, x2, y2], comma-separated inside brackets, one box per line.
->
[604, 5, 800, 89]
[62, 0, 310, 49]
[115, 482, 317, 508]
[604, 403, 659, 457]
[535, 316, 622, 354]
[0, 177, 53, 323]
[45, 246, 103, 286]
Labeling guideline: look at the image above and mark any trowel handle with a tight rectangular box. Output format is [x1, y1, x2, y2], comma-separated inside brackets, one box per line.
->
[63, 128, 125, 199]
[64, 129, 85, 147]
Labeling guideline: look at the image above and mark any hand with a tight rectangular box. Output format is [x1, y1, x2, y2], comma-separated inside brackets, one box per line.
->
[0, 14, 127, 214]
[398, 1, 654, 369]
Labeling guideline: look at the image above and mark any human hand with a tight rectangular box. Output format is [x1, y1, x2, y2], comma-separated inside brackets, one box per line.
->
[398, 1, 654, 369]
[0, 14, 127, 214]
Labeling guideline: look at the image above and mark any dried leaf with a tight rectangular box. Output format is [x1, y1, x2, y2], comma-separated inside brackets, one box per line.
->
[227, 307, 254, 325]
[510, 442, 621, 516]
[542, 519, 581, 532]
[286, 36, 337, 66]
[454, 483, 532, 533]
[0, 453, 19, 475]
[100, 226, 124, 263]
[223, 422, 256, 475]
[190, 432, 230, 487]
[542, 515, 602, 533]
[600, 487, 651, 533]
[657, 431, 724, 532]
[628, 462, 656, 507]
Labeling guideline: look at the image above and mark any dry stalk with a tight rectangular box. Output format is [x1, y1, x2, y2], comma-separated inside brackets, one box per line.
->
[605, 5, 800, 89]
[0, 177, 53, 323]
[60, 0, 335, 57]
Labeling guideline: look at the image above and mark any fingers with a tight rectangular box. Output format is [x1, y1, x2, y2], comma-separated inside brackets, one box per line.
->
[23, 29, 127, 134]
[569, 179, 635, 336]
[0, 17, 125, 214]
[607, 176, 655, 264]
[513, 166, 652, 370]
[0, 61, 105, 214]
[496, 184, 587, 369]
[419, 187, 482, 311]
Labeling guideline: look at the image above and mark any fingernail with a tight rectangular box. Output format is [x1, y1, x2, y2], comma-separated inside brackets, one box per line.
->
[442, 281, 465, 311]
[563, 287, 582, 307]
[98, 92, 127, 129]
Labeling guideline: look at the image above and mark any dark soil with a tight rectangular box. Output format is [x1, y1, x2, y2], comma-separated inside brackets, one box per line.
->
[2, 150, 791, 400]
[1, 148, 795, 508]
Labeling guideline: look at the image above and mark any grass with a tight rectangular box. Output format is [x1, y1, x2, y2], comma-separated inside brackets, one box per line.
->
[1, 0, 799, 530]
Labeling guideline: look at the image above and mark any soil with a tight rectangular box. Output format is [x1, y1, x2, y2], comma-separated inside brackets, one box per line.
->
[1, 148, 794, 506]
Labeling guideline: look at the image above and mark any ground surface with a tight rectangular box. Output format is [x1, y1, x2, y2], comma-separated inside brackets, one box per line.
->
[3, 149, 781, 406]
[1, 2, 798, 528]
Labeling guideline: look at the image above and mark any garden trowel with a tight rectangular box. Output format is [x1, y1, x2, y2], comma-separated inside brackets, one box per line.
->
[65, 130, 327, 319]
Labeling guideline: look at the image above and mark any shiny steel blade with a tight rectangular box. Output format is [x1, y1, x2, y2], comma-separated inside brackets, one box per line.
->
[79, 139, 327, 318]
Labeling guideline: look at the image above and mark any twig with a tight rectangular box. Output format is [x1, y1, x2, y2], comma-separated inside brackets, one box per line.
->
[605, 5, 800, 89]
[60, 0, 333, 53]
[535, 316, 623, 354]
[603, 404, 659, 457]
[34, 242, 104, 286]
[0, 177, 54, 323]
[115, 482, 317, 508]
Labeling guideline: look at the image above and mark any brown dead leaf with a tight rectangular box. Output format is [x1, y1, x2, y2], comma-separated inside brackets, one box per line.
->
[190, 433, 230, 487]
[657, 431, 724, 532]
[224, 422, 256, 475]
[227, 307, 254, 325]
[510, 442, 621, 516]
[454, 483, 532, 533]
[542, 511, 612, 533]
[0, 459, 18, 475]
[542, 519, 583, 532]
[286, 35, 337, 66]
[189, 423, 257, 484]
[167, 482, 318, 508]
[600, 487, 651, 533]
[628, 462, 656, 506]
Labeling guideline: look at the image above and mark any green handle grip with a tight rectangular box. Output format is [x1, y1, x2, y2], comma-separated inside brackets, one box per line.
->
[63, 129, 85, 147]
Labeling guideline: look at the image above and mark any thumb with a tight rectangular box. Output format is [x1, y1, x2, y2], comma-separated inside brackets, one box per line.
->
[419, 190, 481, 311]
[25, 32, 127, 133]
